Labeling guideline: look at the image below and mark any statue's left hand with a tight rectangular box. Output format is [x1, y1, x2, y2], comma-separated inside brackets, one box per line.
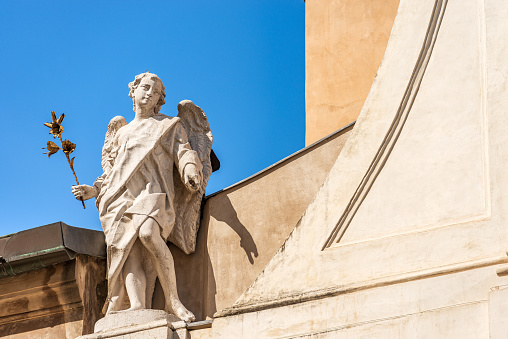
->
[184, 164, 201, 192]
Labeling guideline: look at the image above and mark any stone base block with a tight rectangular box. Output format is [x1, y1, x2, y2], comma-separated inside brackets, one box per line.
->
[77, 309, 189, 339]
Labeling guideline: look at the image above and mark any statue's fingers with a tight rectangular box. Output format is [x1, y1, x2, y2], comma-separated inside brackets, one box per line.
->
[193, 175, 201, 187]
[189, 179, 199, 191]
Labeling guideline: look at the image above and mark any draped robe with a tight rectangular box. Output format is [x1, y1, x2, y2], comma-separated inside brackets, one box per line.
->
[94, 113, 202, 308]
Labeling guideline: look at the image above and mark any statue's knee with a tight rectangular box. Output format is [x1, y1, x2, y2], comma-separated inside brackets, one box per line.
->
[138, 226, 152, 245]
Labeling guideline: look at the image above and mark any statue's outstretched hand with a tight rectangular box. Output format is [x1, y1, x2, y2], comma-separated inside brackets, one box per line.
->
[184, 164, 202, 192]
[72, 185, 99, 201]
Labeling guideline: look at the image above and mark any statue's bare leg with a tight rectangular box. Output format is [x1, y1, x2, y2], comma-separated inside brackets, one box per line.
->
[136, 216, 195, 322]
[124, 239, 146, 310]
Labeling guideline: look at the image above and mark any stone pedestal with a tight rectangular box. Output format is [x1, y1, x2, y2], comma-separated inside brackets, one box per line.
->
[77, 309, 189, 339]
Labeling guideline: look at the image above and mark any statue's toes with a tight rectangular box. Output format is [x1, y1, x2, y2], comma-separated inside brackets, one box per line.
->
[166, 300, 196, 323]
[177, 308, 195, 323]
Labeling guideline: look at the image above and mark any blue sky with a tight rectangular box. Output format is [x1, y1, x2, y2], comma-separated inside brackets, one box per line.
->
[0, 1, 305, 235]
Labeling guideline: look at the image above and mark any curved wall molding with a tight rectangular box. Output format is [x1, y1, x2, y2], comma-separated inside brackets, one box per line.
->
[323, 0, 449, 249]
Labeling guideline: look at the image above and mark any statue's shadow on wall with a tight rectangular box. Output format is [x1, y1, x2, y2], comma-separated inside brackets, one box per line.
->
[211, 195, 258, 264]
[160, 195, 258, 320]
[198, 194, 258, 317]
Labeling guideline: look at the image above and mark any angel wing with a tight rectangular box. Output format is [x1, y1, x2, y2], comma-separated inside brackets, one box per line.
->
[169, 100, 213, 254]
[101, 116, 127, 175]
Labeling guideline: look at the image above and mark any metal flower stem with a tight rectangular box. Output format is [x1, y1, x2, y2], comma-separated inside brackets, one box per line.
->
[58, 134, 86, 209]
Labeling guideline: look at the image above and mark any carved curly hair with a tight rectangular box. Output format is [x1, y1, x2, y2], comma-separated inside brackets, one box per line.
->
[128, 72, 166, 114]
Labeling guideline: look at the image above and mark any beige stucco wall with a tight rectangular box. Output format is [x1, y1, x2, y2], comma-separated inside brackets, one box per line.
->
[210, 0, 508, 336]
[164, 124, 353, 321]
[305, 0, 399, 145]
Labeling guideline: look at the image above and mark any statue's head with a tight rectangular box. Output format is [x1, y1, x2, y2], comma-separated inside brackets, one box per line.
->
[128, 72, 166, 114]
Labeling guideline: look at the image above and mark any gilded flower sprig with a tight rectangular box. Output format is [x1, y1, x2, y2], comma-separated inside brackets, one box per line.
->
[43, 111, 85, 209]
[44, 111, 64, 138]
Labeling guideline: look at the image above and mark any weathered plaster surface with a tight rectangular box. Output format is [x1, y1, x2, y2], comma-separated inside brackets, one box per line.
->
[213, 264, 508, 338]
[214, 0, 508, 337]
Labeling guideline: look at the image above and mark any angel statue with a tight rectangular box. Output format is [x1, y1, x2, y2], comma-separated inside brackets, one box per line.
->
[71, 72, 214, 323]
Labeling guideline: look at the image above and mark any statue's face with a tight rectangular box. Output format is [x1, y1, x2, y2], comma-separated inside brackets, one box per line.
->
[133, 77, 162, 110]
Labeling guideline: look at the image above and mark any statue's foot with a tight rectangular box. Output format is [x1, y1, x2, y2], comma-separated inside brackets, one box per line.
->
[106, 299, 120, 315]
[166, 298, 195, 323]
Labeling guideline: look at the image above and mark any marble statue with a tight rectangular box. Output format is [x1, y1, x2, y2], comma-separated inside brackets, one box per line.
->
[71, 72, 213, 323]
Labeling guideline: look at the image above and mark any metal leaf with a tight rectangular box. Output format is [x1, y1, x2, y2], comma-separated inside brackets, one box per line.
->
[44, 140, 60, 158]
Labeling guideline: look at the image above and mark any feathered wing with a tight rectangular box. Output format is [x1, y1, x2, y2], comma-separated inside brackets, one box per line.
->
[101, 116, 127, 175]
[169, 100, 213, 254]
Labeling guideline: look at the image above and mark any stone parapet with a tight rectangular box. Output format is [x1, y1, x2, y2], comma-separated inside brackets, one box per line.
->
[0, 223, 106, 337]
